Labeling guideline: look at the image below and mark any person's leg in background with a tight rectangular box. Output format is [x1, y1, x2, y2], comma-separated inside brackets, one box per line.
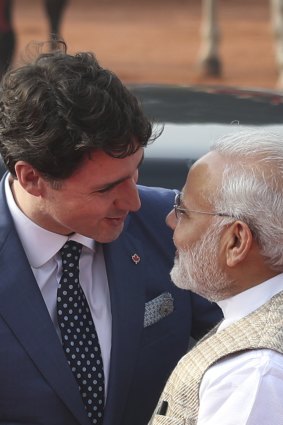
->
[0, 0, 15, 78]
[43, 0, 69, 49]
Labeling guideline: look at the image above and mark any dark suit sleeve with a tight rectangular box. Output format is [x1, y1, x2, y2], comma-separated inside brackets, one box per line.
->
[190, 292, 222, 341]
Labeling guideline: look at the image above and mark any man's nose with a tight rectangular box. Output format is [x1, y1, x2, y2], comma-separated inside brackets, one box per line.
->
[115, 178, 141, 212]
[166, 209, 177, 230]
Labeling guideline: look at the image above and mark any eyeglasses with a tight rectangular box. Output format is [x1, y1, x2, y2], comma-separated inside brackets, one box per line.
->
[173, 193, 235, 220]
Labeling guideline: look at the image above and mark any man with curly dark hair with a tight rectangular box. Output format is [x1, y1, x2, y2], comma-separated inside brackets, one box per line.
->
[0, 43, 221, 425]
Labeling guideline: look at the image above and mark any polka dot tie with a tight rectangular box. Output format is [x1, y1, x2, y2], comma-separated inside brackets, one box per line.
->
[57, 241, 104, 425]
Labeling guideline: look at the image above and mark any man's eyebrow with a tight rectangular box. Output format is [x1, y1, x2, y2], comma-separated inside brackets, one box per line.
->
[179, 192, 186, 207]
[92, 153, 144, 193]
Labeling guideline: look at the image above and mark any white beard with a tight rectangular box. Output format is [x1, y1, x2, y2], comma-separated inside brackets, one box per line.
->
[170, 221, 233, 302]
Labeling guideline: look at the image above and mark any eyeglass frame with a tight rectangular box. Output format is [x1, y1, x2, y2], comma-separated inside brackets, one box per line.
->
[173, 193, 235, 220]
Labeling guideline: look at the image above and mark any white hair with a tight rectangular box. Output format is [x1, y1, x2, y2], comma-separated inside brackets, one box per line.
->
[210, 130, 283, 271]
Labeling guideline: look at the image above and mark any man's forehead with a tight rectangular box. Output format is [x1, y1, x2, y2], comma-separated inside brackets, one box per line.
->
[194, 150, 223, 168]
[184, 151, 225, 202]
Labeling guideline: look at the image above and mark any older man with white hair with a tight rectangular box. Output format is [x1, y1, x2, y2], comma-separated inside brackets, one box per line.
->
[150, 130, 283, 425]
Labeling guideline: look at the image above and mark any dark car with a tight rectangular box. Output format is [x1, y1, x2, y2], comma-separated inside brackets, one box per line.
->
[130, 84, 283, 190]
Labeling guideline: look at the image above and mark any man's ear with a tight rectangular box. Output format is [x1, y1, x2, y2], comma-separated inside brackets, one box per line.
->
[14, 161, 44, 196]
[223, 221, 253, 267]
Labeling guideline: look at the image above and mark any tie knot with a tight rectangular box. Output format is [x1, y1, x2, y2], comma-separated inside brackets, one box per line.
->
[60, 241, 82, 267]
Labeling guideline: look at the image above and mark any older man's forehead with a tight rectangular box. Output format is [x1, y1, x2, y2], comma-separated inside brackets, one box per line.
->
[184, 152, 225, 205]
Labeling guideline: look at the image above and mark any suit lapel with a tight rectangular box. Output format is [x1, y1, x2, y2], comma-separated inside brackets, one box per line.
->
[0, 184, 90, 425]
[103, 228, 145, 425]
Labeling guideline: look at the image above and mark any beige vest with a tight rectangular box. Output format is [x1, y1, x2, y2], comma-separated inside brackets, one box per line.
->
[150, 290, 283, 425]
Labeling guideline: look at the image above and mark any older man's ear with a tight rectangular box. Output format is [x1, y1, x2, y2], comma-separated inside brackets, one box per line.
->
[223, 221, 253, 268]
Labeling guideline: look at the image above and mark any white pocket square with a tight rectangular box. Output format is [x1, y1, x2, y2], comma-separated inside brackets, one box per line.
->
[144, 292, 174, 328]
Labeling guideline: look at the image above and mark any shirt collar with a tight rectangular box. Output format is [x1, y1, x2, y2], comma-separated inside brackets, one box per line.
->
[217, 273, 283, 326]
[5, 175, 95, 268]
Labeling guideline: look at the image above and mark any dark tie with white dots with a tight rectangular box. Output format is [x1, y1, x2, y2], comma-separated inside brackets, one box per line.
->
[57, 241, 104, 425]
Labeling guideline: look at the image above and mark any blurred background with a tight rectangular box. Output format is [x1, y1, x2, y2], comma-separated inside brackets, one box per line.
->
[9, 0, 278, 89]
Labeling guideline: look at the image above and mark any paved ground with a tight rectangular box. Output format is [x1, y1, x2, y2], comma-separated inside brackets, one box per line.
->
[13, 0, 278, 90]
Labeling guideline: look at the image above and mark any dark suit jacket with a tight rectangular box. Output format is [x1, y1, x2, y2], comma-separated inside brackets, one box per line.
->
[0, 177, 222, 425]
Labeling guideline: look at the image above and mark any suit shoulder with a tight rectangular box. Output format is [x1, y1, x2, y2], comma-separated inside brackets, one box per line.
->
[137, 185, 176, 216]
[128, 186, 176, 241]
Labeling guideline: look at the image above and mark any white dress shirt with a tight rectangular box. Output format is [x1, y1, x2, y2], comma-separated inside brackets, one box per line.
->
[5, 176, 112, 395]
[198, 274, 283, 424]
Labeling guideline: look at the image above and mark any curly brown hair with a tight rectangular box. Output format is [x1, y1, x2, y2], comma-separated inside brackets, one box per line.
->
[0, 42, 156, 181]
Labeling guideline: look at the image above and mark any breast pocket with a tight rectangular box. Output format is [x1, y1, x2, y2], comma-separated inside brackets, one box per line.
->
[144, 292, 174, 328]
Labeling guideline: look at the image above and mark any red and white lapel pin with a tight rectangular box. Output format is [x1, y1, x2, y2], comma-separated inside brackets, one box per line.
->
[131, 253, 141, 264]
